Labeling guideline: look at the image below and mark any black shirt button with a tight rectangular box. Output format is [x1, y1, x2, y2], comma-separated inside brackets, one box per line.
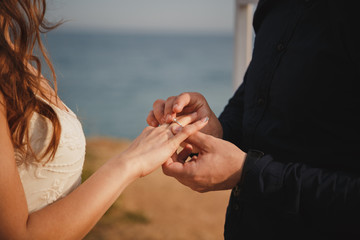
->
[233, 187, 240, 197]
[234, 204, 240, 211]
[277, 43, 285, 51]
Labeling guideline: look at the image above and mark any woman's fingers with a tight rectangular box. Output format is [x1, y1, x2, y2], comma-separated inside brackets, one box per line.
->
[169, 116, 209, 147]
[176, 144, 193, 163]
[170, 112, 198, 130]
[149, 92, 206, 127]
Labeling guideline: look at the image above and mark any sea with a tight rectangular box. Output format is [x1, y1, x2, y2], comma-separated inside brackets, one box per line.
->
[45, 30, 235, 140]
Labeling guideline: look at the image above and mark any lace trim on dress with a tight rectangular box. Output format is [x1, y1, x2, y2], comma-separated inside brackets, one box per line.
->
[16, 96, 86, 213]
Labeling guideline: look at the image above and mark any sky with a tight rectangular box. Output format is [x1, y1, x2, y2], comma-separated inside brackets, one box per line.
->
[47, 0, 235, 33]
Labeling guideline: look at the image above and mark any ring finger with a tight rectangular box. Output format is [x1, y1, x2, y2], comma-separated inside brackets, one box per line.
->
[169, 112, 198, 131]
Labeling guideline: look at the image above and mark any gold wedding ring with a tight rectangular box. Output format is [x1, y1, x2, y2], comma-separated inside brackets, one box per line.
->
[172, 118, 183, 127]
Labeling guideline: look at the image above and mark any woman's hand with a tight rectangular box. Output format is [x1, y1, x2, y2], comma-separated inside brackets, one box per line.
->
[118, 115, 209, 179]
[146, 92, 223, 138]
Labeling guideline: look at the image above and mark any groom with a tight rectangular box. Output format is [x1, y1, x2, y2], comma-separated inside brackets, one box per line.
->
[146, 0, 360, 239]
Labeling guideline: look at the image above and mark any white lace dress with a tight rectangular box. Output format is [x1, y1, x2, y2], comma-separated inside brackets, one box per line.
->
[16, 100, 86, 213]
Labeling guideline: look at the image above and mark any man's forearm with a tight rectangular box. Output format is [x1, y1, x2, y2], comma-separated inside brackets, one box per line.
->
[238, 154, 360, 233]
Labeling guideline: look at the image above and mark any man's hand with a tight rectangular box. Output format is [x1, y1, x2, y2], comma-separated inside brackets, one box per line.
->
[119, 116, 208, 179]
[147, 92, 223, 138]
[162, 131, 246, 192]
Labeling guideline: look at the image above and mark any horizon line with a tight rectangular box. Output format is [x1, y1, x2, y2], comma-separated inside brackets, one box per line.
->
[49, 25, 234, 36]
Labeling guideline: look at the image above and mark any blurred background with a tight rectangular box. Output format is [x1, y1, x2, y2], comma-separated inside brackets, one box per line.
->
[44, 1, 237, 239]
[45, 0, 235, 139]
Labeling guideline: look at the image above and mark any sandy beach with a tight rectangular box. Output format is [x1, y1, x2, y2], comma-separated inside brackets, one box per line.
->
[83, 137, 231, 240]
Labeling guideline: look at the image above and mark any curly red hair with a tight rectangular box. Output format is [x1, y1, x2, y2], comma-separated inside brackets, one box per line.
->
[0, 0, 62, 164]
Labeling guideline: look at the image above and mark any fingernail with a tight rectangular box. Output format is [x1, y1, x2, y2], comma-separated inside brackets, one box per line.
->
[202, 116, 209, 123]
[173, 104, 179, 111]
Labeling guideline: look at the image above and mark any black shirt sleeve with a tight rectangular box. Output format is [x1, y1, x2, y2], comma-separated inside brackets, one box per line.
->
[239, 153, 360, 233]
[223, 1, 360, 238]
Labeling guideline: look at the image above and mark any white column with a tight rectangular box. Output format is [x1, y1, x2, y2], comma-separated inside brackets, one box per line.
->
[233, 0, 257, 91]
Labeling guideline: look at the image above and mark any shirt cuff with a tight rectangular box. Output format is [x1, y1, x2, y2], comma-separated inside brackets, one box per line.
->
[239, 149, 264, 186]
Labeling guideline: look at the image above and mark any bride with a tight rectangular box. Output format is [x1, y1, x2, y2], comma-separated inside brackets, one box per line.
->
[0, 1, 208, 239]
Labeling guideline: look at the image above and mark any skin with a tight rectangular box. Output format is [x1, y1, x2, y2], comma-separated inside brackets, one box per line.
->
[0, 90, 208, 240]
[147, 92, 247, 193]
[147, 92, 223, 138]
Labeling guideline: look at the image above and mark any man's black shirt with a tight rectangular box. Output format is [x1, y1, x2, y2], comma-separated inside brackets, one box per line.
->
[219, 0, 360, 239]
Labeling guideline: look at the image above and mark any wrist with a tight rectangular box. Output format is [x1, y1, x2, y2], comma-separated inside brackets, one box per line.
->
[107, 153, 140, 184]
